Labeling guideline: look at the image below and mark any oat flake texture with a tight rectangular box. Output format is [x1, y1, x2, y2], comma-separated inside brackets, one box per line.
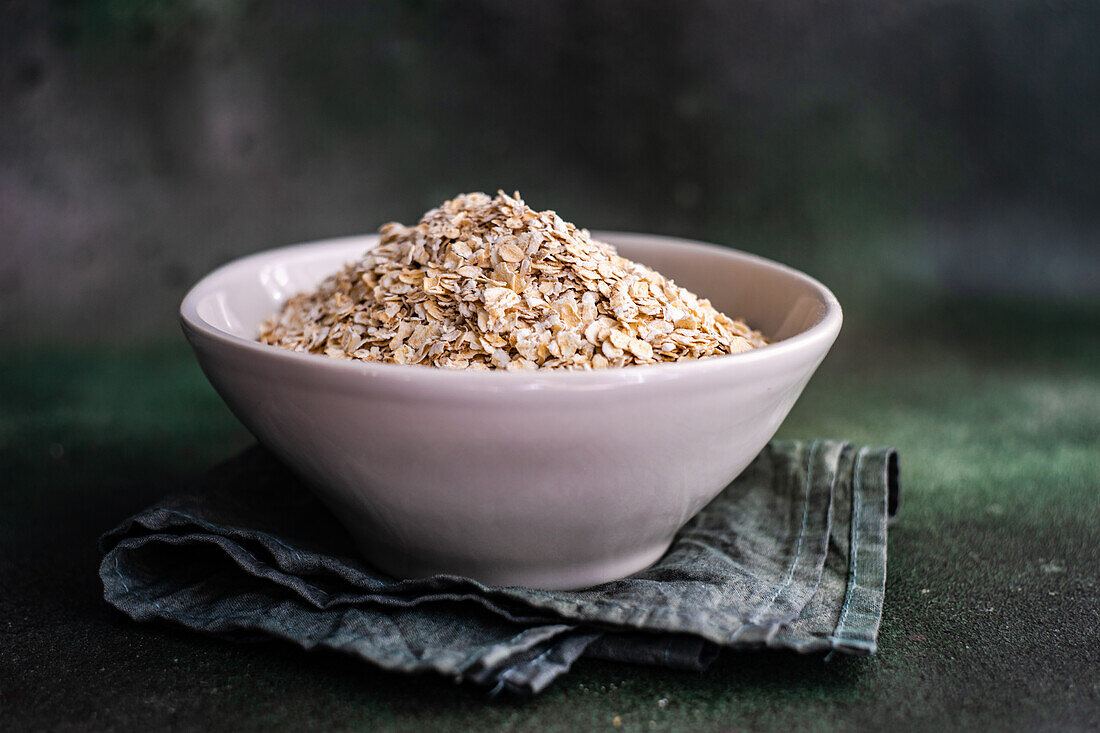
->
[259, 191, 767, 370]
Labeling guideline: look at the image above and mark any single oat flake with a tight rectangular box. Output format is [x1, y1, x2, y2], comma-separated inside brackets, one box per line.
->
[259, 191, 768, 370]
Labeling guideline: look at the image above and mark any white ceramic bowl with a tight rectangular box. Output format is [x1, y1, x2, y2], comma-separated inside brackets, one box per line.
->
[180, 232, 841, 589]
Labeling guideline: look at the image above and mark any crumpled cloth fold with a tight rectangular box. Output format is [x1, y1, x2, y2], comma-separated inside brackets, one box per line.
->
[100, 440, 899, 696]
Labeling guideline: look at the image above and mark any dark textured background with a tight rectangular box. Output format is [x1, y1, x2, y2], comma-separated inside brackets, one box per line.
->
[2, 1, 1099, 730]
[2, 0, 1098, 339]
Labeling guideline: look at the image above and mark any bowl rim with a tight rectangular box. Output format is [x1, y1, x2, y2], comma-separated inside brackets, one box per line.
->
[180, 230, 842, 386]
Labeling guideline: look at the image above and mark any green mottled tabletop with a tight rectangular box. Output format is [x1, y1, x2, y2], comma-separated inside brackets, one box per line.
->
[2, 299, 1098, 731]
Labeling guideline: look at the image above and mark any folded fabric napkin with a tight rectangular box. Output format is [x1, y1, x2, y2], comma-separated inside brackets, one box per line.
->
[100, 440, 899, 696]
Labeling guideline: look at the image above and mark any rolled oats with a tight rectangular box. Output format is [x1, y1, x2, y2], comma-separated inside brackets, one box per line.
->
[258, 191, 768, 369]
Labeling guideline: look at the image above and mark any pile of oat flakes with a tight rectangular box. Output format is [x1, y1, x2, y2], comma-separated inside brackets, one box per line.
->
[259, 191, 767, 370]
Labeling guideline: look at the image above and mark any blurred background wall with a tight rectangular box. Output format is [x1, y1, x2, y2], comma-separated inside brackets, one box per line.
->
[2, 0, 1098, 341]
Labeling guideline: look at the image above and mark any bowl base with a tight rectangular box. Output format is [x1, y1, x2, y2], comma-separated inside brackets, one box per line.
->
[353, 537, 675, 591]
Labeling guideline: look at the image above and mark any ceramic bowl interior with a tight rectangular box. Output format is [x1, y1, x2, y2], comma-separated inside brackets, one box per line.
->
[194, 232, 831, 359]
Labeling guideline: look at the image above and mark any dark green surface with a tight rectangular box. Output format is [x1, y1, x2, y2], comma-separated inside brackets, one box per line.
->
[2, 301, 1099, 731]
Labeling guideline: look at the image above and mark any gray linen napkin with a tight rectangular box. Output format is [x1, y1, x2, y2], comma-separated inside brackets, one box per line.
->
[100, 440, 899, 696]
